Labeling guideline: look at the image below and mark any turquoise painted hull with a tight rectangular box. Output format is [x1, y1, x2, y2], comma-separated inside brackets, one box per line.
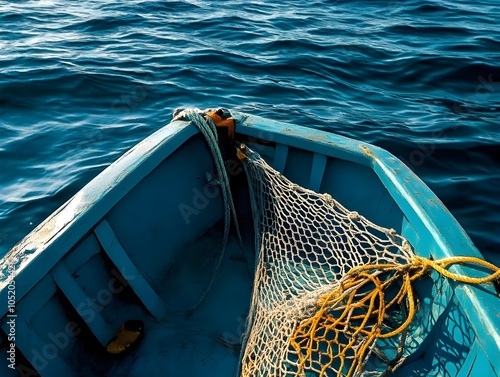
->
[0, 110, 498, 376]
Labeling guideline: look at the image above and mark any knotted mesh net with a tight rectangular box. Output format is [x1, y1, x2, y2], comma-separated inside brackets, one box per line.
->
[169, 110, 498, 376]
[170, 109, 498, 377]
[237, 144, 417, 377]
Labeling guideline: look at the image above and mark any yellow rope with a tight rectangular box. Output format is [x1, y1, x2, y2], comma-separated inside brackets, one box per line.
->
[290, 255, 500, 377]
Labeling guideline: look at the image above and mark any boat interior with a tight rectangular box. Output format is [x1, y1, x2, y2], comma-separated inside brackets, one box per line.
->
[0, 112, 498, 376]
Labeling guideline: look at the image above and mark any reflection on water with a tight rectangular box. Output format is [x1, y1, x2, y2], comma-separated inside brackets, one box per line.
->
[0, 0, 499, 265]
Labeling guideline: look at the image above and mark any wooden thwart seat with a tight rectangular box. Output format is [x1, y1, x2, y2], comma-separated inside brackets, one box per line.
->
[94, 220, 167, 321]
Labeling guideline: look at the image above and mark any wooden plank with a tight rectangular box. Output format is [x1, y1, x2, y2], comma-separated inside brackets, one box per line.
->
[273, 144, 289, 173]
[309, 153, 327, 192]
[51, 263, 113, 346]
[1, 315, 77, 377]
[15, 276, 57, 323]
[0, 123, 198, 319]
[466, 342, 497, 376]
[94, 220, 167, 321]
[456, 342, 477, 377]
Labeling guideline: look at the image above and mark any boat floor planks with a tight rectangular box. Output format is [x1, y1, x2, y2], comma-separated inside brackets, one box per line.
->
[82, 226, 252, 377]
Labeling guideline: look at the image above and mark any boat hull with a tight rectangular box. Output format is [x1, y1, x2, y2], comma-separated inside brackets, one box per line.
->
[0, 110, 498, 376]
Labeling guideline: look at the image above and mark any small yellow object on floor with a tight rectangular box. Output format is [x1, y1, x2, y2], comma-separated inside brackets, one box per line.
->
[106, 320, 144, 355]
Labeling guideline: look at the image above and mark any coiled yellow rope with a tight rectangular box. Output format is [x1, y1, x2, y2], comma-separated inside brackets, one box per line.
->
[291, 256, 500, 377]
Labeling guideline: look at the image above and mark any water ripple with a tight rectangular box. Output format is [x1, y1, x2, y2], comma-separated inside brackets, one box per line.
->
[0, 0, 499, 261]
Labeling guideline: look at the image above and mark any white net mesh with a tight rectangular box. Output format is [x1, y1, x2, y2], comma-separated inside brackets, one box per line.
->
[237, 145, 416, 377]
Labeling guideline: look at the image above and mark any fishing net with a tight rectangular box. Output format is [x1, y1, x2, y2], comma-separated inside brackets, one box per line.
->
[172, 108, 498, 376]
[236, 144, 415, 377]
[235, 144, 499, 377]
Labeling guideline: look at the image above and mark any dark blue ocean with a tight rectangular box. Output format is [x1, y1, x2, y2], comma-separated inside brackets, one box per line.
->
[1, 0, 499, 263]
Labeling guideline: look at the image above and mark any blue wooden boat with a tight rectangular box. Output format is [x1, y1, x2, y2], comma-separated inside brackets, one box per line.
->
[1, 108, 498, 377]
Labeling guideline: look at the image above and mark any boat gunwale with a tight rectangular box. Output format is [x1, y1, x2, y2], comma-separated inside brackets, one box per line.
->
[233, 111, 500, 366]
[0, 120, 198, 310]
[1, 109, 498, 373]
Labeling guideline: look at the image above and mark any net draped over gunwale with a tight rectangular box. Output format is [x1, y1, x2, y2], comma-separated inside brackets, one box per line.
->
[174, 109, 500, 377]
[238, 145, 415, 377]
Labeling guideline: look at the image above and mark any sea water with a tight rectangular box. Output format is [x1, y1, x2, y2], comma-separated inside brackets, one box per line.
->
[0, 0, 499, 262]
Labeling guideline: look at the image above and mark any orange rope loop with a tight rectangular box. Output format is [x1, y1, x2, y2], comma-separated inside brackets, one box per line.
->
[291, 255, 500, 377]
